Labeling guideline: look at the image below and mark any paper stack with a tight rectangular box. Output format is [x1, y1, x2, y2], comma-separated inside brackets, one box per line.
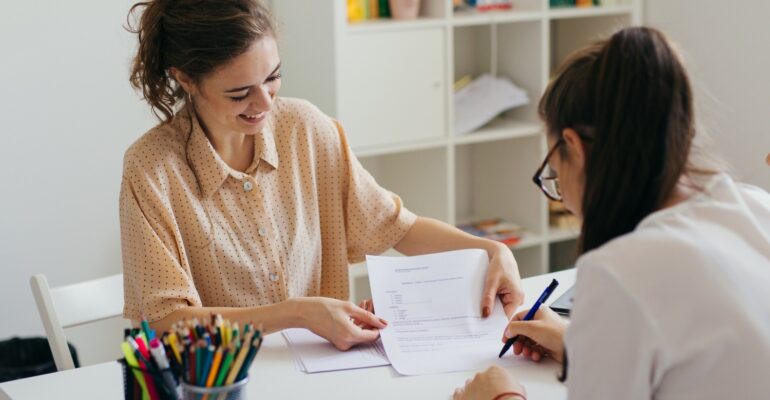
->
[454, 74, 530, 135]
[282, 329, 390, 374]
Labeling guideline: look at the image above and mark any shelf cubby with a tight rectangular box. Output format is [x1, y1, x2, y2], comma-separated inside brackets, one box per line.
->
[453, 24, 493, 81]
[496, 20, 544, 123]
[454, 135, 545, 237]
[513, 246, 546, 278]
[360, 147, 449, 222]
[550, 13, 632, 72]
[549, 239, 578, 271]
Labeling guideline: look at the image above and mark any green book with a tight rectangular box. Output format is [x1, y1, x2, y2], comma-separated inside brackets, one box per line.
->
[378, 0, 390, 17]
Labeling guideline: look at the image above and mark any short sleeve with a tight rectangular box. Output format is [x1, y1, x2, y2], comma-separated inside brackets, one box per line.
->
[120, 176, 201, 322]
[564, 259, 664, 400]
[333, 120, 417, 263]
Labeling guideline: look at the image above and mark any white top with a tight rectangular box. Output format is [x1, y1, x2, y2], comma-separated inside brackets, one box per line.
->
[565, 174, 770, 399]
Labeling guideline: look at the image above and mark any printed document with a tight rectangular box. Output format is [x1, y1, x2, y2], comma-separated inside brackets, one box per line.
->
[367, 249, 526, 375]
[282, 328, 389, 373]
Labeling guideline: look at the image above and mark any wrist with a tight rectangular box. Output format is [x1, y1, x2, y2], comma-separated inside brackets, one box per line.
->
[492, 392, 527, 400]
[482, 239, 509, 257]
[282, 297, 308, 329]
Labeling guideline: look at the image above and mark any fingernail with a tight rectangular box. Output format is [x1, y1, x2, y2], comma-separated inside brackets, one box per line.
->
[504, 329, 512, 339]
[379, 318, 388, 326]
[482, 307, 491, 318]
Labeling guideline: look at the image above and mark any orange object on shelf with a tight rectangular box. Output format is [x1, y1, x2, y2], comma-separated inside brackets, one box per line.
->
[457, 218, 525, 246]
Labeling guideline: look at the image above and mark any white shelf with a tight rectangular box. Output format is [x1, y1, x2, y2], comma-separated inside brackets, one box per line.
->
[452, 9, 543, 26]
[548, 5, 634, 19]
[347, 17, 447, 33]
[510, 233, 544, 250]
[354, 137, 448, 158]
[453, 119, 541, 146]
[547, 226, 580, 243]
[344, 4, 633, 32]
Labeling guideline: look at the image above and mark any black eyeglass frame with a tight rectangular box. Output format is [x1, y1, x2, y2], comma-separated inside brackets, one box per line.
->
[532, 137, 565, 202]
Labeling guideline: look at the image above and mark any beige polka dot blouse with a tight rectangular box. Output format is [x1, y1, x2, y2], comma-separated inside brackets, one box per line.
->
[120, 97, 416, 322]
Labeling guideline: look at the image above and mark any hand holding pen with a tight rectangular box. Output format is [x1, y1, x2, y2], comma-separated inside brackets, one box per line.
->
[500, 306, 569, 363]
[498, 279, 569, 363]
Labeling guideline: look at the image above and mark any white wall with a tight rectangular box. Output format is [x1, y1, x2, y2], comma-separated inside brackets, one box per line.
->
[0, 1, 155, 365]
[645, 0, 770, 190]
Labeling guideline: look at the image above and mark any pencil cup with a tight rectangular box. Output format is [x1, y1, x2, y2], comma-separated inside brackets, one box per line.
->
[181, 377, 248, 400]
[119, 358, 181, 400]
[389, 0, 421, 19]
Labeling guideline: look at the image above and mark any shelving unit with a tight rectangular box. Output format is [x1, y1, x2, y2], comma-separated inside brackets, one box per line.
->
[272, 0, 641, 302]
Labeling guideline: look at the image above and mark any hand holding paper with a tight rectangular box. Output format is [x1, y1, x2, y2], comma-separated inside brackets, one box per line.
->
[367, 249, 535, 375]
[481, 244, 525, 319]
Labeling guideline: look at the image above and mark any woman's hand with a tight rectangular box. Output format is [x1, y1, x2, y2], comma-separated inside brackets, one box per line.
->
[453, 366, 526, 400]
[392, 217, 525, 319]
[294, 297, 387, 351]
[503, 307, 568, 363]
[482, 243, 525, 319]
[353, 299, 378, 329]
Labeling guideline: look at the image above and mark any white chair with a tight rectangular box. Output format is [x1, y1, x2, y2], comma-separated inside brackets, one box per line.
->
[29, 273, 124, 371]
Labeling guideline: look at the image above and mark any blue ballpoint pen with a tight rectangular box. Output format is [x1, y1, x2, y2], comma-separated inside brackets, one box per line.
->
[498, 279, 559, 358]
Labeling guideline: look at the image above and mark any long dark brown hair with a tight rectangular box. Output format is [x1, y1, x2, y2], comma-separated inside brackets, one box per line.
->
[126, 0, 275, 122]
[539, 27, 702, 256]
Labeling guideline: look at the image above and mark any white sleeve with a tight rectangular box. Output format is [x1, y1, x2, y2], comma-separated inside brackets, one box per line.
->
[564, 260, 664, 400]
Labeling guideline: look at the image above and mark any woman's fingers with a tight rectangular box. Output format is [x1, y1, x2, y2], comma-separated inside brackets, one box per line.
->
[364, 299, 375, 313]
[331, 325, 380, 351]
[348, 303, 388, 329]
[353, 300, 377, 329]
[504, 320, 548, 342]
[500, 312, 567, 363]
[513, 339, 525, 355]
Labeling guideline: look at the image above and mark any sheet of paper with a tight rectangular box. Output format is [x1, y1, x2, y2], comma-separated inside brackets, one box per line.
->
[282, 328, 390, 373]
[367, 249, 529, 375]
[454, 74, 530, 135]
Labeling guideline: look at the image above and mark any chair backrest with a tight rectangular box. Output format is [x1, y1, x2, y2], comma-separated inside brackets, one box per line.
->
[29, 273, 124, 371]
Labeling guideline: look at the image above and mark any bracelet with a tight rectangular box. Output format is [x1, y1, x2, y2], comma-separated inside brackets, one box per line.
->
[492, 392, 527, 400]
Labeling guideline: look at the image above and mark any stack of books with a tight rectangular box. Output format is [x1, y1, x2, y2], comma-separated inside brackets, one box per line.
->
[458, 218, 526, 247]
[551, 0, 620, 7]
[454, 0, 514, 12]
[348, 0, 392, 22]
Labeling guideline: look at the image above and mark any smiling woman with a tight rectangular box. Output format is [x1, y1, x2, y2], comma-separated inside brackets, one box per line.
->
[121, 0, 526, 352]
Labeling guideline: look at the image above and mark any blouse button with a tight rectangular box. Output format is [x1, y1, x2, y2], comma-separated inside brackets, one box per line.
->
[243, 180, 254, 192]
[269, 273, 279, 282]
[258, 227, 267, 237]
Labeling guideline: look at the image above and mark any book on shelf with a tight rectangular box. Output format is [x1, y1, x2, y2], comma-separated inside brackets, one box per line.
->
[457, 218, 527, 247]
[454, 0, 514, 12]
[348, 0, 391, 22]
[551, 0, 611, 7]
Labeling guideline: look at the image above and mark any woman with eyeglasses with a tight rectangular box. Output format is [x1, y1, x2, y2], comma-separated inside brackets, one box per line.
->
[453, 27, 770, 400]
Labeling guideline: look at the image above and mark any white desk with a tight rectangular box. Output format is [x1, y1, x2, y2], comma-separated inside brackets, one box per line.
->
[0, 270, 574, 400]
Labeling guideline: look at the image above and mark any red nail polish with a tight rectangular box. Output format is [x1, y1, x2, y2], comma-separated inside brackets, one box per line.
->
[482, 307, 491, 318]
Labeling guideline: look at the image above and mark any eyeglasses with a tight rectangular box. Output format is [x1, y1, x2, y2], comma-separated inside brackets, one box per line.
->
[532, 138, 564, 202]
